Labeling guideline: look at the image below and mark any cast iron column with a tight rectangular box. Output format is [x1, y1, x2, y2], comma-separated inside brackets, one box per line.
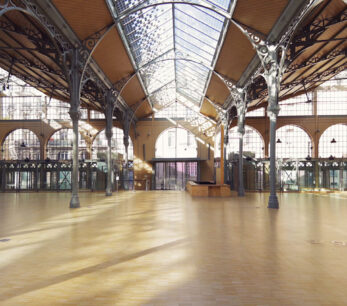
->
[68, 48, 82, 208]
[267, 104, 280, 208]
[123, 111, 130, 188]
[105, 91, 114, 196]
[237, 108, 246, 197]
[238, 131, 245, 196]
[223, 124, 229, 185]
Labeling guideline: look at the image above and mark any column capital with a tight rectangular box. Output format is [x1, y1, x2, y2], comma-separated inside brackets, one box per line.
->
[105, 129, 113, 140]
[68, 109, 81, 121]
[267, 103, 280, 121]
[224, 133, 229, 145]
[123, 135, 129, 148]
[238, 126, 245, 136]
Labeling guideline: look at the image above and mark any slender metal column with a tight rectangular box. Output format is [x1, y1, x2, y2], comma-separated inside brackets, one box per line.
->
[238, 131, 245, 196]
[1, 164, 5, 192]
[68, 48, 82, 208]
[237, 106, 246, 197]
[69, 109, 81, 208]
[223, 125, 229, 185]
[105, 133, 113, 196]
[104, 91, 114, 196]
[123, 134, 129, 186]
[339, 162, 344, 191]
[314, 160, 320, 189]
[122, 111, 131, 188]
[267, 107, 280, 208]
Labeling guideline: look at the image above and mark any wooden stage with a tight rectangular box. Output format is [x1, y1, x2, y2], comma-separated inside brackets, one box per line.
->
[186, 181, 231, 197]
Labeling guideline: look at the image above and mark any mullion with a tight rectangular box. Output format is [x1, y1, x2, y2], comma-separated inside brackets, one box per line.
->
[175, 7, 221, 37]
[175, 17, 219, 45]
[177, 60, 209, 75]
[175, 26, 216, 52]
[128, 14, 172, 45]
[176, 41, 212, 65]
[176, 71, 206, 90]
[176, 62, 209, 80]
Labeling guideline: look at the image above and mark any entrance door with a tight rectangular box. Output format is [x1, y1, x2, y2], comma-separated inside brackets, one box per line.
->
[155, 161, 198, 190]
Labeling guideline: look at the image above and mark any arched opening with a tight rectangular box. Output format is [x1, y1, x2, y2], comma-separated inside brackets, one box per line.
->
[319, 124, 347, 158]
[318, 124, 347, 190]
[227, 125, 264, 158]
[154, 127, 198, 190]
[91, 127, 134, 161]
[271, 125, 313, 191]
[2, 129, 40, 160]
[91, 127, 134, 191]
[275, 125, 312, 159]
[225, 125, 264, 191]
[155, 127, 197, 158]
[47, 129, 87, 160]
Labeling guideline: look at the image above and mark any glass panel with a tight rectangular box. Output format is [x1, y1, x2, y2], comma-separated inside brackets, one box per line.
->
[317, 74, 347, 115]
[47, 129, 87, 160]
[113, 0, 231, 108]
[2, 129, 41, 160]
[155, 127, 198, 158]
[275, 125, 312, 159]
[92, 127, 134, 161]
[279, 93, 313, 116]
[246, 108, 265, 117]
[318, 124, 347, 158]
[227, 126, 264, 158]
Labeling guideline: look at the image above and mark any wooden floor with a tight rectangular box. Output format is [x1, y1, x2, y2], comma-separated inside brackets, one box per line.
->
[0, 191, 347, 305]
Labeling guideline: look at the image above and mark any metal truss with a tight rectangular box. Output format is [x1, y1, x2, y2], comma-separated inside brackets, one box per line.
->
[0, 0, 136, 120]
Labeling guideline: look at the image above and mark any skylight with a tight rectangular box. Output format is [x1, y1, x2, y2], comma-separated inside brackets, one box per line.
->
[110, 0, 234, 108]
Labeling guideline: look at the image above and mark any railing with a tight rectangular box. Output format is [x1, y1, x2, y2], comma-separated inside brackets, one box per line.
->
[225, 157, 347, 192]
[0, 160, 143, 192]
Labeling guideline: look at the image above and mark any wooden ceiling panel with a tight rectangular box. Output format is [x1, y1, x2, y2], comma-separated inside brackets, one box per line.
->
[206, 74, 230, 106]
[200, 99, 218, 120]
[293, 22, 346, 64]
[284, 55, 345, 84]
[52, 0, 113, 40]
[233, 0, 289, 35]
[121, 76, 146, 107]
[319, 0, 346, 20]
[215, 23, 255, 82]
[135, 100, 153, 118]
[92, 27, 134, 83]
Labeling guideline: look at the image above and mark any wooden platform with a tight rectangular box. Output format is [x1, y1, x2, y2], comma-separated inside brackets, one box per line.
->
[186, 181, 231, 197]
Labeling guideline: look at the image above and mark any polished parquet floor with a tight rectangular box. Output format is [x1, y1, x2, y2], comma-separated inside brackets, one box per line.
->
[0, 191, 347, 305]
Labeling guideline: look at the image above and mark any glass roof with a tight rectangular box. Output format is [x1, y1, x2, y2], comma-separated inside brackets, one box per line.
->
[112, 0, 233, 109]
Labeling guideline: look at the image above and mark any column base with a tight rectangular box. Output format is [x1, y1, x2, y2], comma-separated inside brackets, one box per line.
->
[267, 194, 279, 209]
[238, 189, 245, 197]
[70, 194, 80, 208]
[106, 190, 112, 196]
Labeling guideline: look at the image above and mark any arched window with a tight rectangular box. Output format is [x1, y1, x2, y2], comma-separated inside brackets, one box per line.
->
[319, 124, 347, 158]
[47, 129, 87, 160]
[2, 129, 40, 160]
[227, 126, 264, 158]
[92, 127, 133, 161]
[275, 125, 312, 159]
[155, 127, 197, 158]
